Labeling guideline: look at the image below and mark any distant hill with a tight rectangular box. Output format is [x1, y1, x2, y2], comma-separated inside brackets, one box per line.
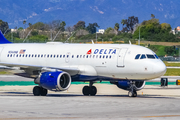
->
[0, 0, 180, 29]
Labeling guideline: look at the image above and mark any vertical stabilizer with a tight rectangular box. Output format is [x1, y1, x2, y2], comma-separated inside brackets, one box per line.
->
[0, 31, 11, 44]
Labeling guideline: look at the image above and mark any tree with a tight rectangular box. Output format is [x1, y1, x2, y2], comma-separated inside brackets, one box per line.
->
[133, 17, 178, 42]
[161, 23, 171, 32]
[28, 23, 32, 29]
[114, 23, 119, 35]
[151, 14, 155, 19]
[123, 16, 139, 33]
[18, 27, 23, 31]
[31, 30, 38, 36]
[23, 20, 26, 29]
[105, 27, 114, 34]
[86, 23, 100, 34]
[59, 21, 66, 31]
[74, 21, 86, 30]
[32, 22, 46, 30]
[0, 19, 9, 34]
[121, 19, 125, 29]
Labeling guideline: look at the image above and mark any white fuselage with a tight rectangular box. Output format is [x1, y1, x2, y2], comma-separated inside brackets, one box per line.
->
[0, 43, 166, 81]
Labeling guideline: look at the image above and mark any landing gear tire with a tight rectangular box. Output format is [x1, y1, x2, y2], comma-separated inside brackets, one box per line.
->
[90, 86, 97, 96]
[40, 88, 48, 96]
[33, 86, 48, 96]
[82, 86, 90, 96]
[128, 91, 137, 97]
[82, 86, 97, 96]
[33, 86, 41, 96]
[133, 91, 137, 97]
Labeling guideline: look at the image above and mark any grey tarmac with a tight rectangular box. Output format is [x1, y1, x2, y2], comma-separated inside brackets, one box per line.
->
[0, 84, 180, 120]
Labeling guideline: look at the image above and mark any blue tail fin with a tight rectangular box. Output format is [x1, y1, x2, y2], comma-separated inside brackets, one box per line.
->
[0, 31, 11, 44]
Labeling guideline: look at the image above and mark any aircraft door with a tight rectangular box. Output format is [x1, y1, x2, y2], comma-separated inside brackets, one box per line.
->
[117, 48, 128, 67]
[0, 47, 4, 62]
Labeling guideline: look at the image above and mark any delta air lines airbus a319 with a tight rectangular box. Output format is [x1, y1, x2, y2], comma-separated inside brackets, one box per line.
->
[0, 31, 166, 97]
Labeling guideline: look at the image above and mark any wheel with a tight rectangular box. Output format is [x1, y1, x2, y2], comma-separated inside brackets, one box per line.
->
[90, 86, 97, 96]
[133, 91, 137, 97]
[128, 91, 133, 97]
[40, 87, 48, 96]
[82, 86, 90, 96]
[33, 86, 41, 96]
[128, 91, 137, 97]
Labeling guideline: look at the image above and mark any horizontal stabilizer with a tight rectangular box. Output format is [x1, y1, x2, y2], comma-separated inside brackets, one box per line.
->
[0, 31, 11, 44]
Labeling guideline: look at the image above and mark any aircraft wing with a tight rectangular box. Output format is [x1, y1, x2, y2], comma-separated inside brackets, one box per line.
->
[0, 62, 80, 75]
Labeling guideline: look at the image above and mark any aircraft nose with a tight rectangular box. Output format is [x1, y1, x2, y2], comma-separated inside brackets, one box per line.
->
[154, 61, 166, 76]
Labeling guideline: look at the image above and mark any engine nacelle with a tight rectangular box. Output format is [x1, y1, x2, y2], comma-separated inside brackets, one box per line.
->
[35, 71, 71, 91]
[116, 80, 145, 91]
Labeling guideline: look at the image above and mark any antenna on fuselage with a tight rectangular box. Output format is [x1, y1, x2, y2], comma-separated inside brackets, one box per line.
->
[129, 40, 131, 45]
[91, 40, 94, 44]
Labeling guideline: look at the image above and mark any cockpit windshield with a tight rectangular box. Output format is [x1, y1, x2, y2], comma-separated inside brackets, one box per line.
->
[135, 54, 159, 60]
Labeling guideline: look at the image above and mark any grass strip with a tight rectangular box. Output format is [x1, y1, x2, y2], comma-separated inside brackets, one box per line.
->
[164, 68, 180, 76]
[164, 61, 180, 67]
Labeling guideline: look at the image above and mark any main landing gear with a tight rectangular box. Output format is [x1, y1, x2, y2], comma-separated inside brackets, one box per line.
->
[33, 86, 48, 96]
[82, 81, 97, 96]
[128, 81, 137, 97]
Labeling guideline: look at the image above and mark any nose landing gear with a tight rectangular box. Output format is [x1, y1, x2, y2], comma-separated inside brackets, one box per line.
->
[82, 81, 97, 96]
[128, 81, 137, 97]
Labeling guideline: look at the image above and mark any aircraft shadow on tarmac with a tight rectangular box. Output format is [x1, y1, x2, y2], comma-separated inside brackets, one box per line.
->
[0, 91, 175, 99]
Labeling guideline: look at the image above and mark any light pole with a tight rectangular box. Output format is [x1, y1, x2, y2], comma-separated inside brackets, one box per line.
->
[96, 31, 97, 43]
[138, 26, 141, 45]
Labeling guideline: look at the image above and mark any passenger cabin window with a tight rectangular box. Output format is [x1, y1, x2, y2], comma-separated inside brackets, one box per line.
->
[146, 54, 155, 59]
[135, 54, 140, 59]
[140, 54, 146, 59]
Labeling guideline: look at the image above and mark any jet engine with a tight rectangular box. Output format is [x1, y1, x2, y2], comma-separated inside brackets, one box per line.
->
[113, 80, 145, 91]
[34, 71, 71, 91]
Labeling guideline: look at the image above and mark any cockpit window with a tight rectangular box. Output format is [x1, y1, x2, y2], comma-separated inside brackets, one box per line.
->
[146, 54, 155, 59]
[135, 54, 140, 59]
[140, 54, 146, 59]
[154, 54, 159, 59]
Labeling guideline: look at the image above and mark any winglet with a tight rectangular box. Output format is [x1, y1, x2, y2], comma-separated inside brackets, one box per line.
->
[0, 31, 11, 44]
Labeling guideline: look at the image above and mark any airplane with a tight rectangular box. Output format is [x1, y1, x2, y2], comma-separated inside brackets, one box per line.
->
[0, 31, 166, 97]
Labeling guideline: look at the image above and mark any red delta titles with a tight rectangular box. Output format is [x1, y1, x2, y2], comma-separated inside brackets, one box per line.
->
[87, 49, 116, 54]
[87, 49, 92, 54]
